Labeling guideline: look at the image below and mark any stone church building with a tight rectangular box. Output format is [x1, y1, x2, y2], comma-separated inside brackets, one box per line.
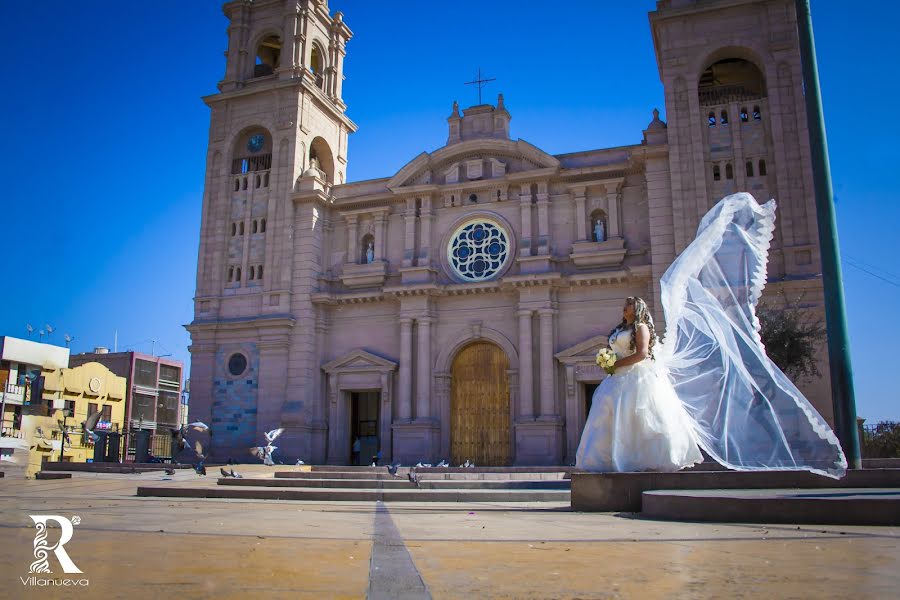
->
[188, 0, 831, 465]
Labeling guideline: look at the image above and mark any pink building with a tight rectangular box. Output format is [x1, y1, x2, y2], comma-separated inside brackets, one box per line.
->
[188, 0, 832, 466]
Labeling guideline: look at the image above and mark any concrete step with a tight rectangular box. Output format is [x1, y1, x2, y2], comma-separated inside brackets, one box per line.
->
[136, 484, 570, 503]
[571, 468, 900, 512]
[274, 470, 568, 481]
[641, 488, 900, 525]
[219, 477, 570, 490]
[42, 462, 193, 473]
[307, 465, 572, 474]
[35, 472, 72, 480]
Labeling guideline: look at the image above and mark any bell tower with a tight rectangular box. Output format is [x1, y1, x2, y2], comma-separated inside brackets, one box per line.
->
[188, 0, 357, 462]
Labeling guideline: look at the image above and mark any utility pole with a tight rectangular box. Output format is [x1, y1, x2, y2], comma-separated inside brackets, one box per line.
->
[794, 0, 861, 468]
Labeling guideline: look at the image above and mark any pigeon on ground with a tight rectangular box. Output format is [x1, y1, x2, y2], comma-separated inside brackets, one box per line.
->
[194, 462, 206, 476]
[295, 459, 305, 466]
[436, 460, 449, 468]
[220, 467, 233, 478]
[386, 462, 402, 477]
[164, 467, 176, 476]
[407, 469, 420, 488]
[230, 468, 242, 479]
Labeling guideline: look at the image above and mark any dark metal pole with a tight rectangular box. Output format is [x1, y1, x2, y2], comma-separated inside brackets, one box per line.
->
[795, 0, 861, 469]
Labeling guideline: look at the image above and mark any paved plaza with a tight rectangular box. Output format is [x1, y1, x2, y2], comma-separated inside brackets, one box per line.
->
[1, 468, 898, 599]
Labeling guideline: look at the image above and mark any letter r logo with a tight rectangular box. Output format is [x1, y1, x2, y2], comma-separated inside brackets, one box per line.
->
[28, 515, 82, 574]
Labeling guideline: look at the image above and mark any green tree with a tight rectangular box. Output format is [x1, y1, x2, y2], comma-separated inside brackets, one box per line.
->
[862, 421, 900, 458]
[757, 292, 827, 383]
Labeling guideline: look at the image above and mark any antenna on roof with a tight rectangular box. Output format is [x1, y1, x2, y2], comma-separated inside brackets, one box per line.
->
[64, 334, 74, 348]
[26, 324, 34, 338]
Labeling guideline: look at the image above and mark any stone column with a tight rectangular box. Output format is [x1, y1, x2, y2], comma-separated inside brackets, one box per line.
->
[538, 308, 556, 417]
[374, 211, 386, 261]
[419, 196, 433, 265]
[536, 182, 550, 255]
[603, 183, 621, 239]
[730, 101, 747, 191]
[403, 198, 417, 267]
[519, 187, 533, 257]
[518, 309, 534, 419]
[346, 214, 358, 264]
[415, 317, 432, 420]
[398, 317, 413, 421]
[572, 186, 587, 241]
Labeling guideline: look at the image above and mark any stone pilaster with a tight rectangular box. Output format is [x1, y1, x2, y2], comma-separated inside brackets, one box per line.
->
[398, 317, 413, 421]
[538, 308, 557, 418]
[519, 187, 533, 257]
[415, 316, 433, 420]
[517, 309, 534, 419]
[536, 182, 550, 255]
[403, 198, 417, 267]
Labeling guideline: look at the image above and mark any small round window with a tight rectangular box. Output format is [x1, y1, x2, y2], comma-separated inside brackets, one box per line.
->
[447, 219, 510, 282]
[228, 353, 248, 377]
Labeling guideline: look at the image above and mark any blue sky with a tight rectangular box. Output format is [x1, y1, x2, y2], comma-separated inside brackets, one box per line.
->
[1, 1, 897, 423]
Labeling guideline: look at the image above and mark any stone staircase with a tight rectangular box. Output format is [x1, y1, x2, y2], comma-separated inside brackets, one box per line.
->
[136, 465, 572, 503]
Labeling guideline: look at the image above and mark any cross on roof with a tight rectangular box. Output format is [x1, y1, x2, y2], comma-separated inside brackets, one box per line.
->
[464, 67, 496, 105]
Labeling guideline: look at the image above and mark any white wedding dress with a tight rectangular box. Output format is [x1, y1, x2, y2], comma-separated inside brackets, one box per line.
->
[576, 328, 704, 472]
[576, 193, 847, 478]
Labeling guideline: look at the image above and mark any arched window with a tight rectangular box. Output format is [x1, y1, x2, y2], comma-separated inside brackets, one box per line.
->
[235, 267, 242, 282]
[699, 58, 767, 107]
[708, 112, 716, 127]
[530, 183, 538, 204]
[249, 266, 255, 280]
[227, 267, 234, 282]
[239, 222, 245, 235]
[308, 137, 335, 183]
[746, 161, 754, 177]
[725, 163, 734, 180]
[257, 265, 263, 280]
[740, 107, 749, 122]
[231, 223, 237, 236]
[713, 165, 721, 181]
[242, 177, 248, 190]
[720, 110, 728, 125]
[263, 172, 269, 187]
[497, 190, 501, 201]
[450, 195, 455, 206]
[254, 35, 282, 78]
[252, 220, 258, 234]
[753, 105, 762, 120]
[260, 218, 267, 233]
[310, 44, 325, 89]
[759, 159, 767, 176]
[255, 174, 261, 189]
[234, 178, 240, 192]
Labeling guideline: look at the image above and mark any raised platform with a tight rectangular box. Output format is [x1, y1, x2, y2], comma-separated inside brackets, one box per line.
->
[42, 461, 194, 473]
[35, 472, 72, 480]
[642, 488, 900, 525]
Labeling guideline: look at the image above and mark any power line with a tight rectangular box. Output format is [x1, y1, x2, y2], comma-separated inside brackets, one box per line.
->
[842, 255, 900, 289]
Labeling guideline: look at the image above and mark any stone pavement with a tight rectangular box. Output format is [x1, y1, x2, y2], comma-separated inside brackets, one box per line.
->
[1, 467, 898, 599]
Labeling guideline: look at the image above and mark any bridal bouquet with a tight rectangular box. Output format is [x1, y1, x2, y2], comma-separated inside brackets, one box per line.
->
[596, 347, 617, 375]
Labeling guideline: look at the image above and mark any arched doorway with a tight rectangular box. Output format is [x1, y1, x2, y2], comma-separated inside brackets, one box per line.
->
[450, 342, 510, 466]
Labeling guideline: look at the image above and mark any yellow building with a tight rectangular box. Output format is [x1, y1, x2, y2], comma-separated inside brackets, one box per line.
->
[20, 361, 127, 475]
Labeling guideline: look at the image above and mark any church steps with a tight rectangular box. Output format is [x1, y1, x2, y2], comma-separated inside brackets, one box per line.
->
[136, 484, 571, 503]
[641, 488, 900, 526]
[274, 470, 568, 481]
[571, 468, 900, 512]
[219, 477, 570, 490]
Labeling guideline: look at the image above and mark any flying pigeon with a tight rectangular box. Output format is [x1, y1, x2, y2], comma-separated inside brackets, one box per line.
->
[386, 462, 402, 477]
[83, 410, 102, 443]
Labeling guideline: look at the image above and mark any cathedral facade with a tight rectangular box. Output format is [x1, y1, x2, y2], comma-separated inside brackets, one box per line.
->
[188, 0, 831, 465]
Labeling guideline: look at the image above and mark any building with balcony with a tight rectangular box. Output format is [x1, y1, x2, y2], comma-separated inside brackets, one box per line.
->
[0, 336, 70, 437]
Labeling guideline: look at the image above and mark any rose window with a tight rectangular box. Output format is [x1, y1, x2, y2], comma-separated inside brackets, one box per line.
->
[447, 219, 510, 281]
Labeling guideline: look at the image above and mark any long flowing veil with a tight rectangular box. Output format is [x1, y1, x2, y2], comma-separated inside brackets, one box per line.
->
[658, 192, 847, 478]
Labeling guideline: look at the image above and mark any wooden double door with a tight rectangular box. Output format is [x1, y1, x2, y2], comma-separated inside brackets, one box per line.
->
[450, 342, 511, 466]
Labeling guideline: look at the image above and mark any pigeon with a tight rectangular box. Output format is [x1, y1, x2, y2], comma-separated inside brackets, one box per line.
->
[194, 462, 206, 476]
[83, 410, 102, 443]
[186, 421, 210, 432]
[249, 428, 284, 465]
[164, 467, 176, 476]
[264, 428, 284, 444]
[415, 462, 432, 468]
[407, 469, 419, 488]
[463, 460, 475, 468]
[436, 460, 449, 468]
[386, 462, 402, 477]
[295, 459, 305, 466]
[220, 467, 233, 478]
[230, 468, 242, 479]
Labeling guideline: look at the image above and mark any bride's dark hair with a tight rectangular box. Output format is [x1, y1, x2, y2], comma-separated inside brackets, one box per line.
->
[609, 296, 658, 360]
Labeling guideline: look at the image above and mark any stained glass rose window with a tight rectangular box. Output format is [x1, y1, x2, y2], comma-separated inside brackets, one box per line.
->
[447, 219, 510, 281]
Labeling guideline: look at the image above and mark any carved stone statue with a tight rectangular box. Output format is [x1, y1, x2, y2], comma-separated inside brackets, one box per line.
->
[594, 219, 606, 243]
[365, 242, 374, 264]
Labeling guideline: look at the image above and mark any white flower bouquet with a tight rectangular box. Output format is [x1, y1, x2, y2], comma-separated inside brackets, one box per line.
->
[596, 347, 617, 375]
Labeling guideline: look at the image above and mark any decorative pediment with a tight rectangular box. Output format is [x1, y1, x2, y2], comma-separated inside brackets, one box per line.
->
[322, 348, 398, 374]
[387, 139, 560, 190]
[555, 333, 611, 364]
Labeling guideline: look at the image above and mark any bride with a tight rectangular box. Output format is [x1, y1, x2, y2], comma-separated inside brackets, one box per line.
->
[576, 193, 847, 478]
[576, 297, 703, 472]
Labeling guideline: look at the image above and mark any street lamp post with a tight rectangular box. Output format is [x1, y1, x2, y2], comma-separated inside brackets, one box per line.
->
[794, 0, 861, 468]
[59, 408, 70, 462]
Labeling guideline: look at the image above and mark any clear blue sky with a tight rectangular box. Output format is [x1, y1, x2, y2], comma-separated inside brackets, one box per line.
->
[1, 1, 897, 423]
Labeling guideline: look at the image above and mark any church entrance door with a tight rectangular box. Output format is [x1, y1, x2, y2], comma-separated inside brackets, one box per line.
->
[350, 391, 379, 465]
[450, 342, 510, 466]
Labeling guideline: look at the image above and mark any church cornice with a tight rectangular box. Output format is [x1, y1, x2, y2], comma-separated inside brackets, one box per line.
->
[185, 314, 295, 334]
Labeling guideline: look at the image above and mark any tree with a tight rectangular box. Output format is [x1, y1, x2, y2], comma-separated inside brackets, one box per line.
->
[862, 421, 900, 458]
[756, 292, 827, 382]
